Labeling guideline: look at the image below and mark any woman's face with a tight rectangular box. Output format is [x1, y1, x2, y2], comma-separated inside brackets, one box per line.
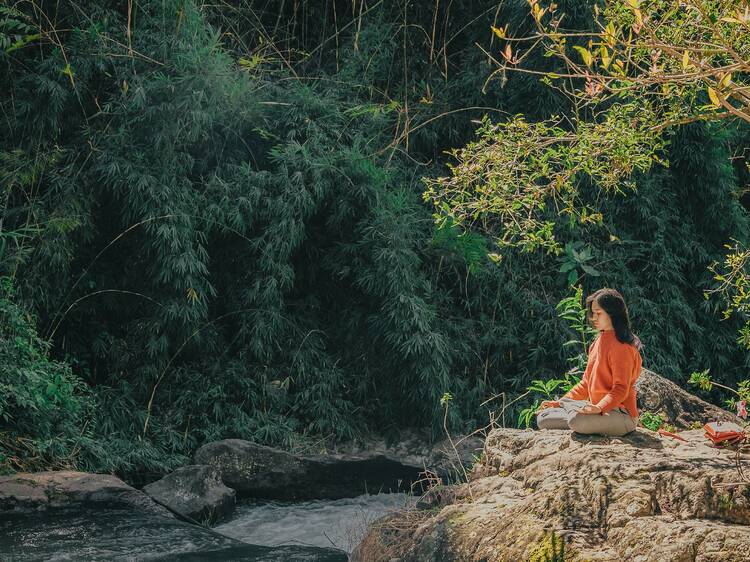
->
[590, 299, 614, 331]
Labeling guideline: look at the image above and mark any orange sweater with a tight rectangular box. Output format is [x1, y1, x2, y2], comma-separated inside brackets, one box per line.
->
[562, 330, 642, 417]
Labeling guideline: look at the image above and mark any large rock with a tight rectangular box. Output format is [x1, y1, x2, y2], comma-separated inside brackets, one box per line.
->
[194, 433, 484, 500]
[193, 439, 423, 500]
[636, 368, 743, 428]
[143, 464, 236, 524]
[0, 470, 172, 516]
[194, 439, 308, 497]
[328, 430, 485, 483]
[195, 365, 734, 503]
[353, 427, 750, 561]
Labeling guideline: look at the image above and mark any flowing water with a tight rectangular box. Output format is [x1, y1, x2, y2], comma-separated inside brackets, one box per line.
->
[0, 493, 413, 561]
[216, 492, 416, 554]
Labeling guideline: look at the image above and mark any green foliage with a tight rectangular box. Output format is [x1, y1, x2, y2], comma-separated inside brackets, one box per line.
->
[556, 285, 598, 377]
[438, 0, 750, 258]
[688, 368, 749, 417]
[0, 6, 39, 53]
[718, 493, 735, 511]
[557, 241, 601, 287]
[527, 530, 573, 562]
[0, 0, 749, 478]
[423, 105, 665, 253]
[517, 286, 587, 428]
[3, 0, 505, 472]
[689, 369, 714, 392]
[707, 242, 750, 349]
[739, 381, 750, 403]
[639, 412, 666, 432]
[432, 219, 490, 274]
[0, 277, 94, 472]
[422, 0, 750, 409]
[517, 374, 580, 428]
[518, 402, 540, 430]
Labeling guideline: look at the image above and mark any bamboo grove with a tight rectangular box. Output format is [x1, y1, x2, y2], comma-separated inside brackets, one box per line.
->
[1, 0, 749, 478]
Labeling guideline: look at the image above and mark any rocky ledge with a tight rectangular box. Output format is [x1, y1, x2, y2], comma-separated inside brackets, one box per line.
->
[353, 426, 750, 561]
[0, 470, 173, 516]
[0, 471, 347, 561]
[193, 432, 484, 501]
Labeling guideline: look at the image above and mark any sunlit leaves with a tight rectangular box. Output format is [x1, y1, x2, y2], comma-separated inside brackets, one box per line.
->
[707, 86, 722, 108]
[707, 241, 750, 348]
[491, 25, 507, 39]
[689, 368, 714, 392]
[441, 0, 750, 258]
[572, 45, 593, 67]
[423, 103, 664, 253]
[501, 0, 750, 126]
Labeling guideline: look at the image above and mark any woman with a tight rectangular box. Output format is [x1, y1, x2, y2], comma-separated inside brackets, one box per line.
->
[536, 288, 643, 437]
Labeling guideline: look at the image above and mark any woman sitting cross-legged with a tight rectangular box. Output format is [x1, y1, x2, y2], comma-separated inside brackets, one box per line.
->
[536, 288, 643, 437]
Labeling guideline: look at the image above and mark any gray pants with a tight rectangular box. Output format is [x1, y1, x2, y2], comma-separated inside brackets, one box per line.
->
[536, 398, 637, 437]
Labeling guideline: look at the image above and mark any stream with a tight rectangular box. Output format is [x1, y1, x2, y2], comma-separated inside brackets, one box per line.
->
[216, 492, 415, 553]
[0, 492, 414, 561]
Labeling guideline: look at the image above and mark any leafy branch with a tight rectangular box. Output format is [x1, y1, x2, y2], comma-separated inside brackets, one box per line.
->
[689, 368, 750, 417]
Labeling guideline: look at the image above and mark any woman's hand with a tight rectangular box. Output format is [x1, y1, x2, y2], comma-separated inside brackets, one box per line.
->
[578, 404, 602, 415]
[536, 400, 560, 413]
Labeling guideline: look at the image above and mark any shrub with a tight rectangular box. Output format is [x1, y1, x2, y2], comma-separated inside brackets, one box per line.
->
[0, 277, 94, 472]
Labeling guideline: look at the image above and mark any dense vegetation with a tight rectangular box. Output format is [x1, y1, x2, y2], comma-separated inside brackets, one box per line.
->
[1, 0, 748, 478]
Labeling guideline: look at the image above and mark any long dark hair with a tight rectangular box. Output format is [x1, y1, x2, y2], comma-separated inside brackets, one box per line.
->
[586, 288, 642, 350]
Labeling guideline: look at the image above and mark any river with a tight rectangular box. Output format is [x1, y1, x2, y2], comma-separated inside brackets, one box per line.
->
[0, 492, 413, 561]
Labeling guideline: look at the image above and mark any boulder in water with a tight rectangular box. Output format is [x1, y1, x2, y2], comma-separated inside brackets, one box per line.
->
[143, 464, 236, 524]
[193, 431, 484, 500]
[193, 439, 425, 500]
[0, 470, 172, 516]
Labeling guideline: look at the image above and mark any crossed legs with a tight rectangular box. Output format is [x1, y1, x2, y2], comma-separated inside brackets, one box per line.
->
[536, 397, 637, 437]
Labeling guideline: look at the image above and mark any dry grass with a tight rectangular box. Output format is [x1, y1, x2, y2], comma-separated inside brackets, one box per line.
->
[350, 507, 434, 562]
[349, 466, 472, 561]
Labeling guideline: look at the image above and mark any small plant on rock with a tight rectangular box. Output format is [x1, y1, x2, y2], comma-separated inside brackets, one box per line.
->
[518, 376, 579, 428]
[527, 530, 574, 562]
[718, 493, 735, 511]
[640, 412, 666, 432]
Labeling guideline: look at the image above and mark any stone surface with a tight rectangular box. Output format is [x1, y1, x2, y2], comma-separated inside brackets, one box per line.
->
[326, 430, 485, 480]
[0, 470, 173, 516]
[194, 439, 309, 497]
[352, 427, 750, 561]
[142, 464, 236, 524]
[635, 368, 743, 428]
[194, 433, 483, 500]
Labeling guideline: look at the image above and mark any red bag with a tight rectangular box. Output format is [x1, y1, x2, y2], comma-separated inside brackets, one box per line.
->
[703, 421, 747, 446]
